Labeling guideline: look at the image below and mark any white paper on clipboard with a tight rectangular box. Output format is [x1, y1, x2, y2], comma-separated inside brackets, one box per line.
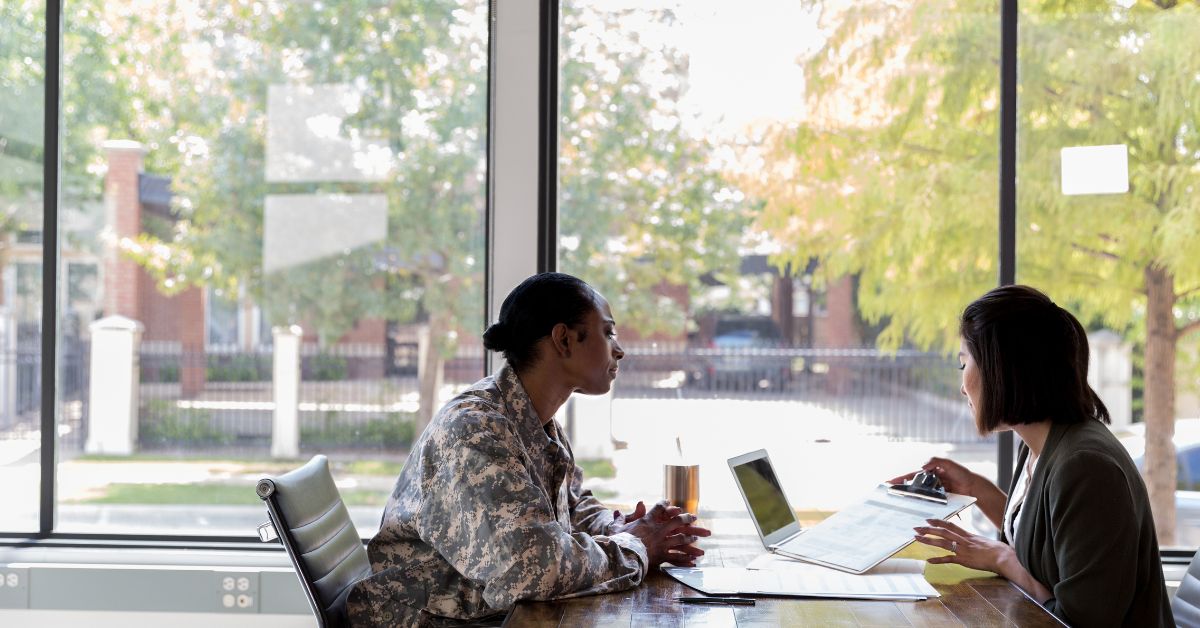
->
[772, 485, 975, 574]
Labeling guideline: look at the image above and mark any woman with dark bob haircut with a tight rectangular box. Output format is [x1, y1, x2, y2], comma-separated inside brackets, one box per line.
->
[893, 285, 1172, 627]
[349, 273, 709, 627]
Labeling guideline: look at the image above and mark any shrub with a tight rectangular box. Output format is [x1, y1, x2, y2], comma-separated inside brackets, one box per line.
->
[139, 399, 230, 447]
[302, 412, 416, 449]
[206, 354, 268, 382]
[306, 354, 348, 381]
[140, 361, 180, 384]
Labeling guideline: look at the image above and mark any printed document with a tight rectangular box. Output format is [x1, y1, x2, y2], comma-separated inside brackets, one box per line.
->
[664, 557, 938, 601]
[775, 485, 975, 574]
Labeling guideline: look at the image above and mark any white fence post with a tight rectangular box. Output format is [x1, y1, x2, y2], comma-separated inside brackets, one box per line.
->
[568, 390, 616, 460]
[86, 315, 143, 455]
[1088, 330, 1132, 430]
[272, 325, 302, 459]
[0, 308, 14, 429]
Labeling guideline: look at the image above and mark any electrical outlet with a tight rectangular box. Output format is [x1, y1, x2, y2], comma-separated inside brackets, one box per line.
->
[0, 567, 30, 609]
[215, 572, 258, 612]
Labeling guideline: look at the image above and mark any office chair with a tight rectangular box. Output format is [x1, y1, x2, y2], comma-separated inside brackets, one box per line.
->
[257, 454, 372, 628]
[1174, 552, 1200, 627]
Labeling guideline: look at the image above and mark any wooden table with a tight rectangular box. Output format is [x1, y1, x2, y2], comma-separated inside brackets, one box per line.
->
[505, 515, 1063, 627]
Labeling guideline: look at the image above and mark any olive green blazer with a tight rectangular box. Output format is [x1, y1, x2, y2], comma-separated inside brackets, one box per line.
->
[1003, 419, 1172, 627]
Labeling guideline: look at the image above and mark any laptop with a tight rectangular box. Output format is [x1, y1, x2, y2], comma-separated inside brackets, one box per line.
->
[728, 448, 976, 574]
[727, 449, 808, 556]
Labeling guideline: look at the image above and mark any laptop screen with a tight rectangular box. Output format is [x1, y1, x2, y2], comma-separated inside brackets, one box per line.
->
[731, 456, 796, 538]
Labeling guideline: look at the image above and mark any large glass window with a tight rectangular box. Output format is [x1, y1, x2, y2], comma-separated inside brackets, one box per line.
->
[55, 0, 488, 536]
[558, 1, 999, 530]
[0, 0, 46, 533]
[1017, 0, 1200, 549]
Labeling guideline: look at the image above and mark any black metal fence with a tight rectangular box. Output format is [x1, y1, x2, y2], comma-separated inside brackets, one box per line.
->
[136, 344, 485, 453]
[0, 339, 90, 446]
[0, 341, 987, 451]
[611, 344, 989, 444]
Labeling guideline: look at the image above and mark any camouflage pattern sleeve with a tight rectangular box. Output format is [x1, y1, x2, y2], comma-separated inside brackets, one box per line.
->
[417, 429, 648, 609]
[568, 463, 622, 536]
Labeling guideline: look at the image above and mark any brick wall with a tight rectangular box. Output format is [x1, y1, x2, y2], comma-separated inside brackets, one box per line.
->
[102, 141, 146, 321]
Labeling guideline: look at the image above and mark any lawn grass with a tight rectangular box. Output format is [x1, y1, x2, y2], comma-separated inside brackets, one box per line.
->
[69, 483, 390, 507]
[337, 459, 405, 477]
[577, 458, 616, 479]
[71, 454, 407, 477]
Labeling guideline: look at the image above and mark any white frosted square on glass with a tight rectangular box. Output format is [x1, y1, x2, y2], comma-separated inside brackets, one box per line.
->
[265, 84, 394, 183]
[1060, 144, 1129, 195]
[262, 193, 388, 272]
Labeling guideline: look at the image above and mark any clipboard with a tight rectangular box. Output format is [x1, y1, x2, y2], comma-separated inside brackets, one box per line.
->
[770, 485, 975, 574]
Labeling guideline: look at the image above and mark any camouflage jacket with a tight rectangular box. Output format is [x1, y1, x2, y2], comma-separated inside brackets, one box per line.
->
[346, 365, 648, 626]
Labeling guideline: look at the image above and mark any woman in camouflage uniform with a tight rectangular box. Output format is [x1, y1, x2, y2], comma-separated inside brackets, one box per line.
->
[348, 273, 710, 626]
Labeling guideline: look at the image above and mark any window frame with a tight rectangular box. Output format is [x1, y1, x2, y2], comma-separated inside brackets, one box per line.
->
[4, 0, 1194, 565]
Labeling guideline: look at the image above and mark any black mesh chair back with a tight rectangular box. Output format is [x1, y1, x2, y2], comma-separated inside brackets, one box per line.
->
[257, 454, 372, 628]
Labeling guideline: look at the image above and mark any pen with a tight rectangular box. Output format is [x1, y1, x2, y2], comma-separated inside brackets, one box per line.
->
[675, 596, 756, 606]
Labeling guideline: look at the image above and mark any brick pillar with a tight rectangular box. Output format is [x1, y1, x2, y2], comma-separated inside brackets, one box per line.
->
[178, 287, 207, 397]
[771, 273, 794, 346]
[102, 140, 146, 320]
[822, 276, 860, 348]
[823, 275, 860, 394]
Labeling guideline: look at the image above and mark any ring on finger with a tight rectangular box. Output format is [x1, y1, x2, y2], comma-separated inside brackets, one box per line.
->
[951, 541, 958, 553]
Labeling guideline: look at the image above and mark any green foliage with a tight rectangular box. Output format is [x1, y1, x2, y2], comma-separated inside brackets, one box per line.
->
[141, 361, 180, 384]
[0, 1, 48, 242]
[752, 0, 1200, 354]
[71, 482, 388, 507]
[338, 459, 405, 477]
[139, 400, 230, 447]
[206, 355, 269, 382]
[56, 0, 487, 352]
[302, 412, 416, 449]
[749, 0, 1200, 538]
[577, 458, 616, 480]
[555, 3, 751, 336]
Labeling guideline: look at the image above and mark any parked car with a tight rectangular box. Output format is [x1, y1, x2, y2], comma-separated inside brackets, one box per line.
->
[1123, 420, 1200, 548]
[688, 315, 791, 391]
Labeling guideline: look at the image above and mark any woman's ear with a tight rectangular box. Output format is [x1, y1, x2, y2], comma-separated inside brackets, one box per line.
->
[550, 323, 572, 358]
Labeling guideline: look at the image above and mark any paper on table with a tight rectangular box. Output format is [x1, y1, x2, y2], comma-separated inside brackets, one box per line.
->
[746, 553, 925, 576]
[665, 555, 938, 601]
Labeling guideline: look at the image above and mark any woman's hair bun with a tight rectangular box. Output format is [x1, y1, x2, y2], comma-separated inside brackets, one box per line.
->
[482, 321, 509, 352]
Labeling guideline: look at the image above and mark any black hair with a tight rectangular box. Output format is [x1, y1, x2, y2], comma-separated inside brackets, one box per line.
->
[959, 284, 1110, 433]
[482, 272, 599, 372]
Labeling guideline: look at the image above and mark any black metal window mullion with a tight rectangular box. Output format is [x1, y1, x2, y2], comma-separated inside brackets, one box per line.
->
[996, 0, 1019, 494]
[536, 0, 559, 274]
[39, 0, 63, 537]
[483, 0, 495, 378]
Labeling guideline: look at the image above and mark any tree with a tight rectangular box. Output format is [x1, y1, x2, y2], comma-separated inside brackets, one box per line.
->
[56, 0, 489, 434]
[745, 0, 1200, 543]
[0, 2, 55, 304]
[53, 0, 747, 437]
[557, 3, 751, 336]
